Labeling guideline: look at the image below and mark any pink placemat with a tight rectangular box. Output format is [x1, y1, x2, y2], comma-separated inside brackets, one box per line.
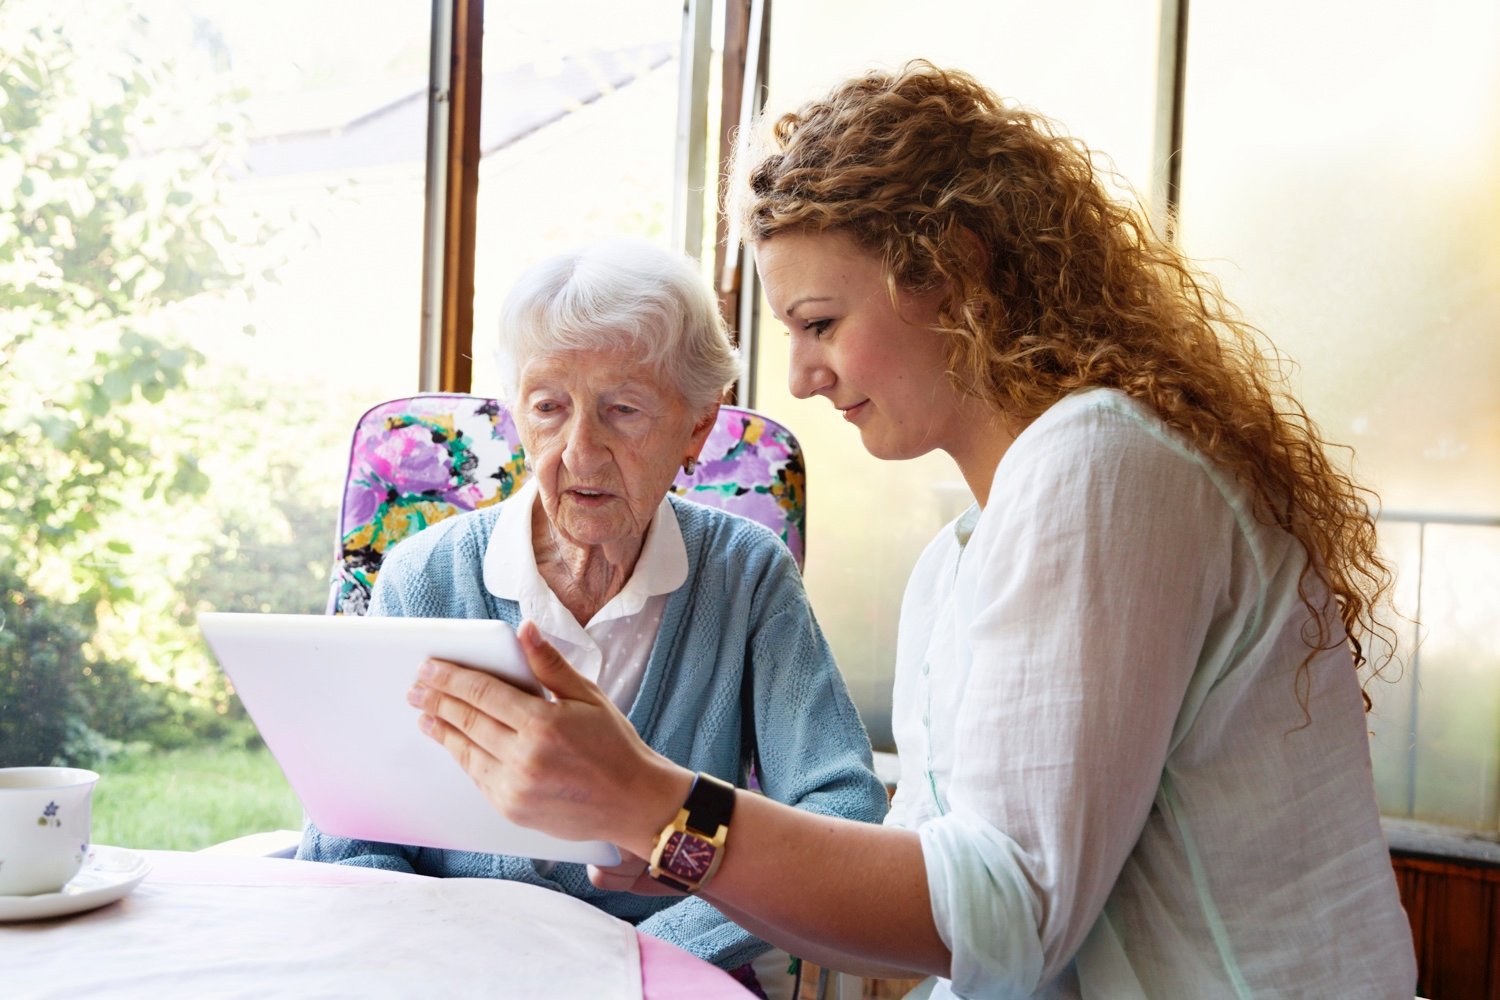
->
[638, 934, 754, 999]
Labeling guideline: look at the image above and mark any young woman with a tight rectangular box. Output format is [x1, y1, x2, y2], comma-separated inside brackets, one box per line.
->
[407, 63, 1417, 998]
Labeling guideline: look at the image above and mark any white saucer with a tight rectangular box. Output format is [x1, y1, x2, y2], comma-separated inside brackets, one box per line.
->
[0, 845, 151, 922]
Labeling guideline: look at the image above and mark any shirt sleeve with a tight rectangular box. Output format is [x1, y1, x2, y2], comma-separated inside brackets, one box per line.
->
[921, 400, 1244, 996]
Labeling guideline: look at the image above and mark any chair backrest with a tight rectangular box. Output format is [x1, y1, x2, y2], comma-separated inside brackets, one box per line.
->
[327, 394, 806, 615]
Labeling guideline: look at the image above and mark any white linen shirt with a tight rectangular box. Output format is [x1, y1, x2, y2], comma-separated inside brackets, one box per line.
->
[886, 389, 1415, 999]
[482, 479, 685, 711]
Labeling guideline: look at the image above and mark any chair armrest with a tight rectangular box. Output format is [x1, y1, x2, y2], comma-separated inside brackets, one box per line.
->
[197, 829, 302, 858]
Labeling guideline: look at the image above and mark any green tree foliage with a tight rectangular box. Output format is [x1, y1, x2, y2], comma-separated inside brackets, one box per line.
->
[0, 3, 240, 598]
[0, 579, 90, 765]
[0, 563, 266, 766]
[0, 568, 165, 765]
[0, 2, 328, 762]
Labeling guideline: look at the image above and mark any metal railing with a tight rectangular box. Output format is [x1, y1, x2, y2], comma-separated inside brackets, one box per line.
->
[1376, 509, 1500, 822]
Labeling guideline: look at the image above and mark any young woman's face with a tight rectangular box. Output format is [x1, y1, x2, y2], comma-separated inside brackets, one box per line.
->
[755, 230, 971, 464]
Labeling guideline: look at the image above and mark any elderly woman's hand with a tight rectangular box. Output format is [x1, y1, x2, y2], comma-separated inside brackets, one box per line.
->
[587, 848, 686, 897]
[407, 621, 692, 856]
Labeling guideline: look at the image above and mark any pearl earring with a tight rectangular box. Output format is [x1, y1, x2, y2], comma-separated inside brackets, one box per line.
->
[683, 457, 698, 475]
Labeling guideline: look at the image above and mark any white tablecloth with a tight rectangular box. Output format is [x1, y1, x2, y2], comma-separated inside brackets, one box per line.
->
[2, 851, 749, 1000]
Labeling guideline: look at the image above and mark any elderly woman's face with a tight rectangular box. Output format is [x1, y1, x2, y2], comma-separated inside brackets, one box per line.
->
[516, 348, 715, 551]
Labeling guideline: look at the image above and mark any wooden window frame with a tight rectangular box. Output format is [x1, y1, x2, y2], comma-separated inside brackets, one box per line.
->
[423, 0, 758, 397]
[420, 0, 484, 393]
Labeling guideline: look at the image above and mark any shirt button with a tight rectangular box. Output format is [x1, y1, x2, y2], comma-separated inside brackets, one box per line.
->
[921, 661, 931, 677]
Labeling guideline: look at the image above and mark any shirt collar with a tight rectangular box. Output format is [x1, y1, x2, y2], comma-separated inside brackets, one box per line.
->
[482, 479, 688, 616]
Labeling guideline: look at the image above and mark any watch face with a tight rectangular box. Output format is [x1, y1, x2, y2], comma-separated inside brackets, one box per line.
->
[661, 831, 717, 881]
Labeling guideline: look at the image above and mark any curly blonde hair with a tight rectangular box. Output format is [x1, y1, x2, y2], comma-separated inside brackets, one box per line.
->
[732, 61, 1394, 704]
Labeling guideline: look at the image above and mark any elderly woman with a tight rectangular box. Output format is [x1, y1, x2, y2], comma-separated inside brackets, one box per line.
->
[297, 239, 888, 989]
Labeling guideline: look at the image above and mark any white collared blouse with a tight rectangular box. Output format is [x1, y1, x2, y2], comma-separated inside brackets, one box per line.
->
[481, 478, 686, 711]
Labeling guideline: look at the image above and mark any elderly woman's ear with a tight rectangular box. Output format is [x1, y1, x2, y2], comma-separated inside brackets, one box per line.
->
[684, 404, 720, 475]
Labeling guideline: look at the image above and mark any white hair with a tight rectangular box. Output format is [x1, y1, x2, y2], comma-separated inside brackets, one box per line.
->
[495, 239, 740, 410]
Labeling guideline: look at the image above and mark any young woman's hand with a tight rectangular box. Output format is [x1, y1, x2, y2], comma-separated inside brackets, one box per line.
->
[407, 620, 691, 855]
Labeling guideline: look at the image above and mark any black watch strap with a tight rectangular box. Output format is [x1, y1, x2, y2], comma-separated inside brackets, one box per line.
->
[682, 772, 735, 832]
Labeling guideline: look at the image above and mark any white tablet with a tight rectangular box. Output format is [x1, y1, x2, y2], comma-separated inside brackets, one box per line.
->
[198, 611, 620, 866]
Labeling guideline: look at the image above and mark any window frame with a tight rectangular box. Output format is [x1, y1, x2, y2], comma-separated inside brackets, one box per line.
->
[425, 0, 757, 395]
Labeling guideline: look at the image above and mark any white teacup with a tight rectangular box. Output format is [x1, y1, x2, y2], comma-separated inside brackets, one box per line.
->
[0, 767, 99, 896]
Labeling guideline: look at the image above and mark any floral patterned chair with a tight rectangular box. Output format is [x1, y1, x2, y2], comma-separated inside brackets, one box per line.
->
[327, 393, 807, 616]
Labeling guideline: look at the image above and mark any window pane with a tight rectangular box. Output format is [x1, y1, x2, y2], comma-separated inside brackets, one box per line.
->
[753, 0, 1160, 745]
[1408, 525, 1500, 829]
[1177, 2, 1500, 517]
[1177, 1, 1500, 831]
[468, 1, 687, 393]
[1, 0, 430, 846]
[1368, 521, 1500, 830]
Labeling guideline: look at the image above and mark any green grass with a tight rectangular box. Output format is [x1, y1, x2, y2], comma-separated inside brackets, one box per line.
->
[91, 744, 304, 851]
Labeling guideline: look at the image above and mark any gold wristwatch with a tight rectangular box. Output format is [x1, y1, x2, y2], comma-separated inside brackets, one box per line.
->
[648, 772, 736, 893]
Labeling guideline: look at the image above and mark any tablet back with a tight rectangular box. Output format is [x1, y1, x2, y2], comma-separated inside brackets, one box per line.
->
[198, 612, 620, 866]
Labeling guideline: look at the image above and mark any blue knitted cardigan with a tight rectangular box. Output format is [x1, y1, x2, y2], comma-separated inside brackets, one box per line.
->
[297, 496, 889, 970]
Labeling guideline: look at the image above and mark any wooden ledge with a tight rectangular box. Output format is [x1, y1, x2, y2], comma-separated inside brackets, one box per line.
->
[1383, 816, 1500, 867]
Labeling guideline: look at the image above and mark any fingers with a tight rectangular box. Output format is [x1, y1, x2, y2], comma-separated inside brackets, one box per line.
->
[518, 621, 603, 703]
[415, 701, 502, 787]
[592, 848, 647, 877]
[587, 856, 684, 897]
[588, 850, 683, 897]
[412, 655, 542, 734]
[590, 856, 648, 885]
[406, 622, 663, 847]
[409, 662, 518, 753]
